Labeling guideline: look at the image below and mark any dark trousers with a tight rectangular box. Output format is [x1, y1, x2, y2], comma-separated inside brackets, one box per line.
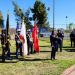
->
[30, 42, 33, 54]
[74, 40, 75, 47]
[58, 40, 62, 52]
[7, 48, 10, 57]
[51, 47, 56, 59]
[16, 44, 22, 58]
[2, 46, 5, 62]
[70, 39, 73, 47]
[27, 42, 33, 55]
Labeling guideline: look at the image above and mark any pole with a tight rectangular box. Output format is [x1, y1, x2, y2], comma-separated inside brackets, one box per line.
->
[66, 16, 68, 30]
[53, 0, 55, 31]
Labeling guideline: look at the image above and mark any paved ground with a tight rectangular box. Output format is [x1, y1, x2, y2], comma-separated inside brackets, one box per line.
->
[61, 65, 75, 75]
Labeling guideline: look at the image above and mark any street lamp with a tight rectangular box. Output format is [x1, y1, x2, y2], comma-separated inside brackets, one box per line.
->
[53, 0, 55, 31]
[66, 16, 68, 30]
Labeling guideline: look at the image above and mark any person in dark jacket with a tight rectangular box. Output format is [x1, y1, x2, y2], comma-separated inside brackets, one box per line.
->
[50, 31, 58, 60]
[15, 30, 22, 58]
[70, 31, 74, 47]
[1, 29, 6, 62]
[57, 30, 63, 52]
[26, 30, 33, 55]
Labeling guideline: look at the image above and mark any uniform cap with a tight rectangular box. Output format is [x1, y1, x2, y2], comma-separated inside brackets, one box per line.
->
[17, 29, 21, 32]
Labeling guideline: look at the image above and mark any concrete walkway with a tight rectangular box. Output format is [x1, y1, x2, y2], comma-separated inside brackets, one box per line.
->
[61, 65, 75, 75]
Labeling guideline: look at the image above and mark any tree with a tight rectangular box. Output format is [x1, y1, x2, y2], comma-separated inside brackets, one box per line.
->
[31, 0, 49, 29]
[12, 1, 33, 30]
[0, 11, 3, 28]
[68, 23, 74, 30]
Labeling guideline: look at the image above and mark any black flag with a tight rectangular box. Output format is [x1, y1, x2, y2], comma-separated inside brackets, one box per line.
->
[6, 13, 10, 42]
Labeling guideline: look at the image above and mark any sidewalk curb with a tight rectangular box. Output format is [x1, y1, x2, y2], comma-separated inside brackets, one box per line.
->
[61, 65, 75, 75]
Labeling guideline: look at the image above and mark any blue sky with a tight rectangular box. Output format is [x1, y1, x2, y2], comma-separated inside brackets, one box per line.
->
[0, 0, 75, 29]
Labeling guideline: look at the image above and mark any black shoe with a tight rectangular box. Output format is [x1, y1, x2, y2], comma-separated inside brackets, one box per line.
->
[16, 56, 18, 59]
[53, 58, 57, 60]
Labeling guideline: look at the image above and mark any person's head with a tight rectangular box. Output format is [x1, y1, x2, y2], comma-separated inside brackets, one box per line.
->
[51, 30, 54, 35]
[2, 29, 5, 34]
[28, 31, 30, 35]
[27, 29, 31, 35]
[58, 30, 61, 33]
[17, 29, 21, 35]
[51, 30, 57, 35]
[17, 31, 20, 35]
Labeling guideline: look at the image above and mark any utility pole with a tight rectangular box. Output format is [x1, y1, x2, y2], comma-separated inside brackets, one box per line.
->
[66, 16, 68, 30]
[53, 0, 55, 31]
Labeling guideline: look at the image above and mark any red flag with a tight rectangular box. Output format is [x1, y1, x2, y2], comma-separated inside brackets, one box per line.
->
[32, 22, 40, 53]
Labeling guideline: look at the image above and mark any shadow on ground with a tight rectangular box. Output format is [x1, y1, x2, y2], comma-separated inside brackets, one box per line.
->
[18, 58, 51, 61]
[63, 46, 75, 52]
[40, 50, 51, 52]
[40, 45, 50, 48]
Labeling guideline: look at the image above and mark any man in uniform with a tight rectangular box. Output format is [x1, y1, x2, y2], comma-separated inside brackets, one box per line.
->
[26, 29, 33, 55]
[5, 37, 11, 59]
[15, 29, 22, 58]
[1, 29, 6, 62]
[57, 30, 63, 52]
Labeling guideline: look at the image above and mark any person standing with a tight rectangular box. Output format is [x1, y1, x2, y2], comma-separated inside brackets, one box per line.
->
[57, 30, 63, 52]
[50, 31, 58, 60]
[5, 38, 11, 59]
[72, 29, 75, 47]
[26, 30, 33, 55]
[1, 29, 6, 62]
[15, 30, 22, 58]
[70, 31, 74, 47]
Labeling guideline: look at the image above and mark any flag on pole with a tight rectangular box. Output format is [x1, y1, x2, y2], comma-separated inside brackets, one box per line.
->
[20, 20, 28, 56]
[6, 13, 10, 42]
[32, 21, 40, 53]
[2, 20, 5, 29]
[6, 13, 9, 35]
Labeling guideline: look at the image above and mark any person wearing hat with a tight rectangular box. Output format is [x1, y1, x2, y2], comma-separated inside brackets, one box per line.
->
[26, 29, 33, 55]
[15, 29, 22, 58]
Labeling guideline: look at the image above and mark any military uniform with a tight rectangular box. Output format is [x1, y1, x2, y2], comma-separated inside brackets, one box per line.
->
[1, 31, 6, 62]
[5, 39, 11, 58]
[15, 33, 22, 58]
[26, 32, 33, 55]
[50, 31, 58, 60]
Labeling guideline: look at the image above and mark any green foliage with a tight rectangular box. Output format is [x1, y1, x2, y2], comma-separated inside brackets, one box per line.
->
[12, 1, 33, 30]
[31, 0, 48, 28]
[68, 23, 74, 30]
[0, 11, 3, 28]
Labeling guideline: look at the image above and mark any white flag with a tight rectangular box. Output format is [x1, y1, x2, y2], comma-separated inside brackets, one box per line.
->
[20, 20, 28, 56]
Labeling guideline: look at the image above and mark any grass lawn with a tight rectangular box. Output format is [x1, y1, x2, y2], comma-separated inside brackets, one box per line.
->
[0, 38, 75, 75]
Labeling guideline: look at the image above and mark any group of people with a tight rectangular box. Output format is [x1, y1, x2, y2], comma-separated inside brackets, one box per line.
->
[50, 30, 64, 60]
[15, 29, 34, 58]
[0, 29, 34, 61]
[0, 29, 11, 61]
[1, 27, 75, 61]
